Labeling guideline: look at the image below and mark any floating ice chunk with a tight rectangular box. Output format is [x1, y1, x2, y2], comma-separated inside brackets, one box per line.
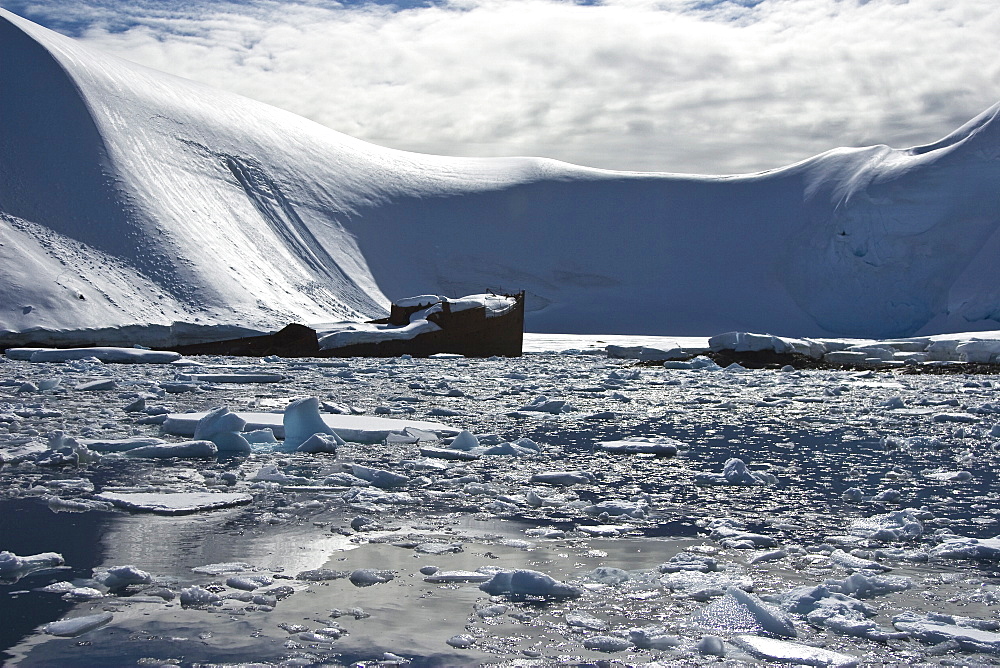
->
[163, 410, 458, 443]
[825, 572, 911, 598]
[529, 471, 596, 486]
[582, 635, 631, 652]
[75, 379, 119, 391]
[584, 499, 648, 519]
[576, 525, 630, 537]
[46, 496, 113, 513]
[659, 552, 719, 573]
[0, 550, 65, 580]
[696, 458, 775, 486]
[349, 569, 394, 586]
[282, 397, 336, 451]
[586, 566, 630, 585]
[731, 635, 858, 667]
[706, 518, 778, 549]
[226, 574, 273, 590]
[828, 549, 891, 572]
[188, 373, 284, 383]
[932, 412, 978, 423]
[663, 355, 721, 370]
[610, 344, 688, 361]
[930, 535, 1000, 561]
[79, 437, 167, 453]
[565, 612, 608, 631]
[124, 440, 217, 459]
[191, 562, 257, 575]
[43, 611, 114, 637]
[63, 586, 104, 601]
[424, 570, 492, 583]
[446, 634, 476, 649]
[628, 627, 681, 649]
[695, 588, 796, 637]
[893, 611, 1000, 653]
[194, 407, 251, 454]
[596, 436, 681, 456]
[923, 469, 973, 482]
[841, 487, 864, 502]
[749, 549, 788, 565]
[661, 569, 753, 601]
[418, 446, 479, 461]
[848, 510, 923, 541]
[96, 565, 152, 589]
[180, 585, 222, 606]
[519, 396, 575, 413]
[245, 429, 278, 444]
[479, 569, 582, 598]
[252, 464, 311, 485]
[342, 487, 415, 505]
[95, 491, 252, 514]
[18, 347, 181, 363]
[696, 635, 726, 656]
[349, 464, 409, 488]
[297, 432, 343, 454]
[449, 430, 480, 450]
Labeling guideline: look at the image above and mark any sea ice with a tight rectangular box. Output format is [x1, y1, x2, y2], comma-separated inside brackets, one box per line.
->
[123, 440, 218, 459]
[282, 396, 337, 450]
[12, 347, 181, 364]
[930, 535, 1000, 561]
[695, 458, 776, 485]
[731, 635, 858, 667]
[893, 611, 1000, 653]
[193, 407, 251, 454]
[95, 565, 153, 589]
[43, 612, 114, 637]
[695, 587, 797, 637]
[94, 491, 252, 514]
[0, 550, 65, 580]
[479, 569, 583, 598]
[596, 436, 681, 456]
[529, 471, 596, 486]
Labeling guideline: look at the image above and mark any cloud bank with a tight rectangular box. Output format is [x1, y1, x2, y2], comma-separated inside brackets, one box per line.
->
[4, 0, 999, 174]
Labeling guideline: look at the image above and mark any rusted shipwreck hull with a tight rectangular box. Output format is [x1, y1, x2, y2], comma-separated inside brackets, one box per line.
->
[170, 292, 525, 358]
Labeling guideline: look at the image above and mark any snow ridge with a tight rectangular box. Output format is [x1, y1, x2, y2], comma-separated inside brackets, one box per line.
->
[1, 8, 999, 340]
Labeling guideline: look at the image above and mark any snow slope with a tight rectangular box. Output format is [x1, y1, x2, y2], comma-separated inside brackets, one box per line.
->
[2, 8, 999, 341]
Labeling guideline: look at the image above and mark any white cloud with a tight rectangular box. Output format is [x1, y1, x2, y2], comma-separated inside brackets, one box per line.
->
[4, 0, 1000, 173]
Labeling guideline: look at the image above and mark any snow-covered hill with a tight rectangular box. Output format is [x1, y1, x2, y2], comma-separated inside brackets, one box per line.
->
[2, 8, 999, 342]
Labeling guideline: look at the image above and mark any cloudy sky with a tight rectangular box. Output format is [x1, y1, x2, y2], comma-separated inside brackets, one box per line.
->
[4, 0, 999, 174]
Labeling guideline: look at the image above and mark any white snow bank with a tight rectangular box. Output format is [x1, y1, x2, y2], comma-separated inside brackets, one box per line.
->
[3, 9, 1000, 339]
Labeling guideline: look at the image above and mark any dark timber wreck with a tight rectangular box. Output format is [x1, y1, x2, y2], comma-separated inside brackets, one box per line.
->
[170, 292, 525, 358]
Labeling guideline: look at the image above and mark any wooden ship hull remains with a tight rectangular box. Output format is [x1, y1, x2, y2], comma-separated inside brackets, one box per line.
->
[169, 292, 525, 358]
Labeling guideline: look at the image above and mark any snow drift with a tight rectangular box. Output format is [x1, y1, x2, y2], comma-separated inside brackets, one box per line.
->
[1, 8, 999, 341]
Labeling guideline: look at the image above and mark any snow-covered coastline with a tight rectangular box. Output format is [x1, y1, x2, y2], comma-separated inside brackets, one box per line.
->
[2, 8, 1000, 341]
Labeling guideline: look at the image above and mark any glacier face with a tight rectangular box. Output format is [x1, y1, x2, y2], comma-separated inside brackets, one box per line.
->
[1, 8, 999, 340]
